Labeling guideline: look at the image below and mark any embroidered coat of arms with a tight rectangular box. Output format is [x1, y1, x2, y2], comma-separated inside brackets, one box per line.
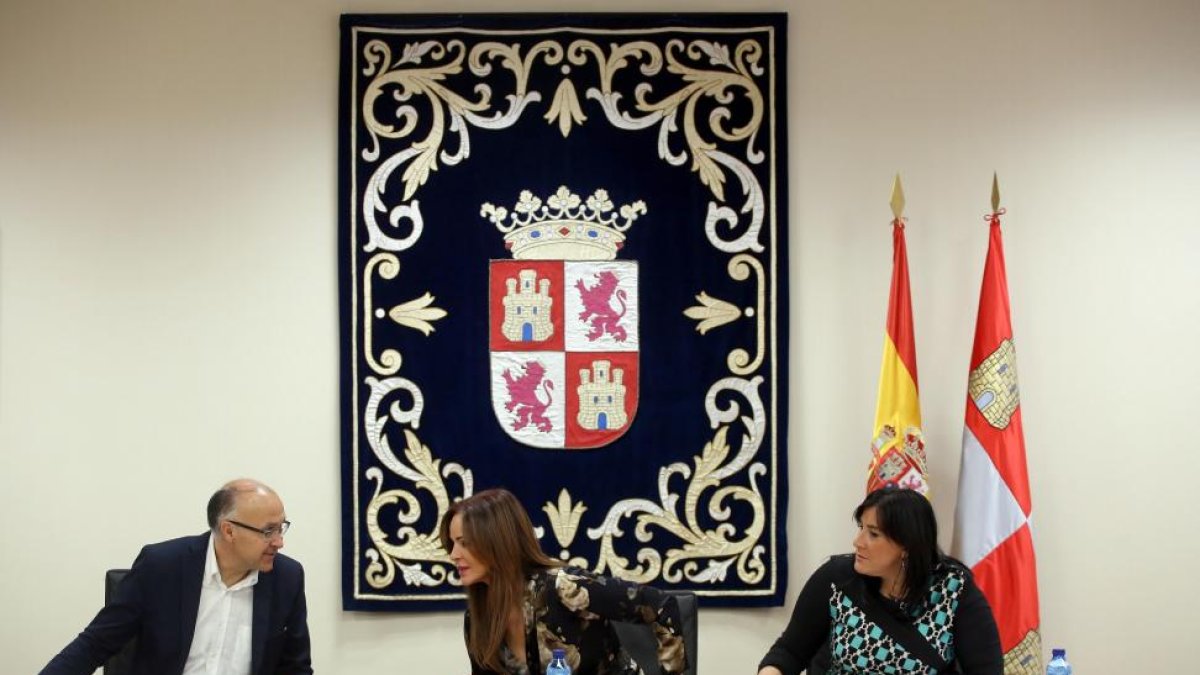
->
[339, 13, 789, 610]
[487, 188, 642, 448]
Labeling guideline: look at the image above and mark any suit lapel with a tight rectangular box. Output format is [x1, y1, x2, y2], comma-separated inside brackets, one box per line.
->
[251, 568, 272, 675]
[177, 534, 206, 674]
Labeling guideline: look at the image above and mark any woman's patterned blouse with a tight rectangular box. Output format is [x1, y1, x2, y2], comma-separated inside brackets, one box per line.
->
[758, 555, 1003, 675]
[464, 566, 688, 675]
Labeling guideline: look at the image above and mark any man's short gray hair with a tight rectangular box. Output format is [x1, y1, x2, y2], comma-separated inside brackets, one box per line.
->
[205, 479, 272, 531]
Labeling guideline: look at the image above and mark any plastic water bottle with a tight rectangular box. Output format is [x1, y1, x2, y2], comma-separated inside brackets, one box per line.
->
[547, 648, 572, 675]
[1046, 648, 1072, 675]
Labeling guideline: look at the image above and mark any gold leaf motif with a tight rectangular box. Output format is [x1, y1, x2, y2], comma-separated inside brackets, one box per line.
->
[359, 39, 493, 196]
[547, 185, 581, 211]
[543, 489, 588, 548]
[387, 293, 448, 336]
[544, 78, 587, 137]
[683, 292, 740, 334]
[693, 148, 727, 202]
[624, 38, 764, 203]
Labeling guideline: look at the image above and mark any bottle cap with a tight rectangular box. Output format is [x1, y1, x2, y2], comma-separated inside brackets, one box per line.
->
[1052, 648, 1066, 658]
[553, 648, 566, 659]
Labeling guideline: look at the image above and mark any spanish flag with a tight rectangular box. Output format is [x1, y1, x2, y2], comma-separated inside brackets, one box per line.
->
[867, 180, 928, 494]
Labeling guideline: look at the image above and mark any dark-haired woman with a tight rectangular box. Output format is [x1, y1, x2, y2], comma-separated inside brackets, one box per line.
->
[757, 488, 1003, 674]
[439, 488, 689, 675]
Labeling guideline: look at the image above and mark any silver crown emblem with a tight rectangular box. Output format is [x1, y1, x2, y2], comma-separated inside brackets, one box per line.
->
[481, 186, 646, 261]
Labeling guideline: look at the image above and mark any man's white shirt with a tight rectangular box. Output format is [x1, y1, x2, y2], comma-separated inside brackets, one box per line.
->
[182, 533, 257, 675]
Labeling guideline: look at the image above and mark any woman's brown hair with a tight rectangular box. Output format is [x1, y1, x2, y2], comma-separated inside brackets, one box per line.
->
[439, 488, 559, 672]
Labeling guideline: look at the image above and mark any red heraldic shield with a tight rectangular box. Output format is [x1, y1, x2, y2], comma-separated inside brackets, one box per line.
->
[490, 259, 639, 449]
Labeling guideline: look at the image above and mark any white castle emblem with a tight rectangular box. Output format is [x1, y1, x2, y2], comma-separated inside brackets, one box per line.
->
[576, 359, 627, 431]
[501, 269, 554, 342]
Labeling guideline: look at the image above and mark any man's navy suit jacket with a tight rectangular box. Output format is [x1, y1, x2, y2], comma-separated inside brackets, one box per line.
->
[40, 533, 312, 675]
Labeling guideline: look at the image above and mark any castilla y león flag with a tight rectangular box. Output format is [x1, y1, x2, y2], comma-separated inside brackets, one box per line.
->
[866, 216, 928, 494]
[952, 207, 1042, 674]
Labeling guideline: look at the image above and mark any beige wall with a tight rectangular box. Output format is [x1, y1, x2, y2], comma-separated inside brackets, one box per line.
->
[2, 0, 1197, 672]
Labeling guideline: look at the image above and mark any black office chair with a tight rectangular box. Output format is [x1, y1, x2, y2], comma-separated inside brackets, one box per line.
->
[612, 591, 698, 675]
[104, 569, 136, 675]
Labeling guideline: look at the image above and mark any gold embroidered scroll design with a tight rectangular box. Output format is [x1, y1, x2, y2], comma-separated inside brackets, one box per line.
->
[362, 380, 473, 589]
[360, 37, 767, 255]
[355, 30, 775, 591]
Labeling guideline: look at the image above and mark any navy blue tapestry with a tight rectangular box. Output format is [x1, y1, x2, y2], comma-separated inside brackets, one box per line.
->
[339, 13, 789, 610]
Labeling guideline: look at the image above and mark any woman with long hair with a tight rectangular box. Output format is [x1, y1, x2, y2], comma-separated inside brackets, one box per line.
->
[757, 487, 1002, 674]
[439, 488, 689, 675]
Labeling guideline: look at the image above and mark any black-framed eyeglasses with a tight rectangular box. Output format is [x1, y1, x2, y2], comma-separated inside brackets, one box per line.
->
[227, 519, 291, 539]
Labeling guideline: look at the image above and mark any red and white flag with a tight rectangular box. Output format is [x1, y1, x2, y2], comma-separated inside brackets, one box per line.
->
[952, 206, 1042, 674]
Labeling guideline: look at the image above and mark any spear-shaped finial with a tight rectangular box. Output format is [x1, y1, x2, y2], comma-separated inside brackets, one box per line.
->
[890, 173, 905, 221]
[991, 172, 1001, 213]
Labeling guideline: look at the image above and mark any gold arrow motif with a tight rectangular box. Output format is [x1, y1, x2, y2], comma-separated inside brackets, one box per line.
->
[683, 292, 742, 335]
[890, 173, 905, 221]
[387, 293, 448, 336]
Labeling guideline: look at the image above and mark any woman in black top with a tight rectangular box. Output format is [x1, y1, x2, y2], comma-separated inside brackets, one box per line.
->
[758, 487, 1003, 674]
[440, 488, 688, 675]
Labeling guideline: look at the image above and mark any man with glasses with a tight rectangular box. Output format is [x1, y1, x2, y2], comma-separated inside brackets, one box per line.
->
[40, 478, 313, 674]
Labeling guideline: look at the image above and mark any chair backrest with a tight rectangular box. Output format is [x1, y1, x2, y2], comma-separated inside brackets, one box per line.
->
[104, 569, 137, 675]
[612, 591, 698, 675]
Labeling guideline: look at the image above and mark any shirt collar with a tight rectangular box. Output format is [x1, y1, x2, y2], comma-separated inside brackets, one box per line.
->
[204, 532, 260, 590]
